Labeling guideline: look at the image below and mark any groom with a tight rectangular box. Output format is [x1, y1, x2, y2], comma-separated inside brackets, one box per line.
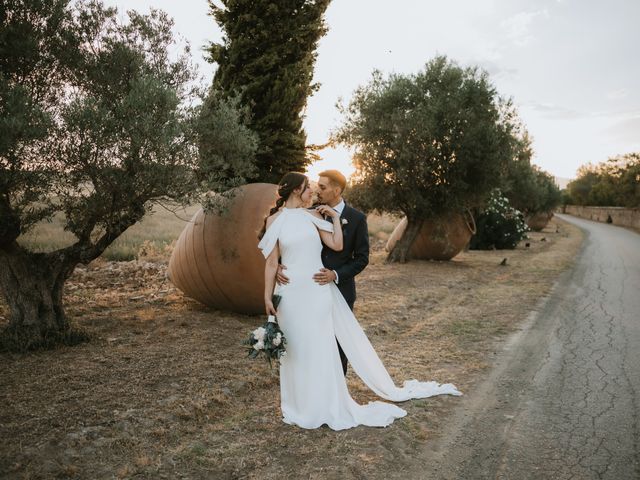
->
[277, 169, 370, 376]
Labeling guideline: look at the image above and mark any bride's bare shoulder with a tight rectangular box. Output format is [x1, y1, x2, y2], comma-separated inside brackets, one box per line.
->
[265, 210, 283, 228]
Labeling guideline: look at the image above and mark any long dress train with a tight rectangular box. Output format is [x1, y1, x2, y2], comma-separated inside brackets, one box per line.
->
[258, 207, 461, 430]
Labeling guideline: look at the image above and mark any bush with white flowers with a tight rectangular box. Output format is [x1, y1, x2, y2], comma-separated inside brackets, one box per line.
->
[470, 189, 529, 250]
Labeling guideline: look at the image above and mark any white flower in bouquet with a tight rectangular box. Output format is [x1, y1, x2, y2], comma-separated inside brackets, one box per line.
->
[253, 327, 266, 341]
[243, 293, 286, 367]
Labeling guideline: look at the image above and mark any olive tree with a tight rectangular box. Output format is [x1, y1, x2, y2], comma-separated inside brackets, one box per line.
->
[566, 153, 640, 207]
[0, 0, 257, 351]
[501, 149, 562, 215]
[334, 56, 524, 262]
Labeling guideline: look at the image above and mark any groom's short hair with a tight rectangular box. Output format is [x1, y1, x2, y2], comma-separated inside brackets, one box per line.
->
[319, 169, 347, 192]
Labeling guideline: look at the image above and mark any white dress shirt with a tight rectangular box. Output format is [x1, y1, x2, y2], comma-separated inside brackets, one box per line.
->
[333, 199, 345, 216]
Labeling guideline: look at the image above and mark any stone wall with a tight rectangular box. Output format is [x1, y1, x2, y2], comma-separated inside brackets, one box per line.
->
[562, 205, 640, 229]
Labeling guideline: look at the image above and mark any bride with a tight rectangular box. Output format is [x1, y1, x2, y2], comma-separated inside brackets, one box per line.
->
[258, 172, 461, 430]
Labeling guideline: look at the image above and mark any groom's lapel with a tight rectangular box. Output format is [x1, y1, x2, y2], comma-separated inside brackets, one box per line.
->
[340, 202, 352, 234]
[342, 201, 354, 221]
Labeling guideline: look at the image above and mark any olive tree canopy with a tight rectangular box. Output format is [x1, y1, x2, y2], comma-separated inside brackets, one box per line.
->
[0, 0, 257, 350]
[334, 56, 525, 262]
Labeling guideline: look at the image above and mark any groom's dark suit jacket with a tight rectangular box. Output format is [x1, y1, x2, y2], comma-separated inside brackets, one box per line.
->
[319, 202, 370, 308]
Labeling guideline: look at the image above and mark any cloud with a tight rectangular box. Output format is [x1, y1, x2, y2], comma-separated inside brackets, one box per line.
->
[477, 59, 518, 79]
[501, 9, 549, 46]
[604, 115, 640, 143]
[524, 102, 640, 123]
[606, 88, 630, 100]
[523, 101, 586, 119]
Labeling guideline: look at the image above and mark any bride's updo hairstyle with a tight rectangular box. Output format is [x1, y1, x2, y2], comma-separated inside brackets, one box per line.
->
[258, 172, 309, 240]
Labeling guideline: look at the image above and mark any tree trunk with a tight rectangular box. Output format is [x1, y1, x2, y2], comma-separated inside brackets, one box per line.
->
[0, 244, 87, 351]
[386, 218, 424, 263]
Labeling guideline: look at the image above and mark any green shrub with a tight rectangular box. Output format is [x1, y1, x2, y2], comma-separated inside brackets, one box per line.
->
[470, 190, 528, 250]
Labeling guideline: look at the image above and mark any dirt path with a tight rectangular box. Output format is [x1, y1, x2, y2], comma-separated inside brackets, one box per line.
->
[0, 217, 583, 479]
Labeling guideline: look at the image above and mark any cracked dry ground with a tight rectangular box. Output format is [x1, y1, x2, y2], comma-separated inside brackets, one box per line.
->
[1, 217, 585, 479]
[414, 214, 640, 480]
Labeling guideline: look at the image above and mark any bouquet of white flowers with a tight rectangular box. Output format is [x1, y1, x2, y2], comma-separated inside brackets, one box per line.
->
[243, 294, 287, 367]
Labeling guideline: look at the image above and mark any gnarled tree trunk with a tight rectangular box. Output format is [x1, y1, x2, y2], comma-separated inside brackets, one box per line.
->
[0, 244, 86, 351]
[386, 218, 424, 263]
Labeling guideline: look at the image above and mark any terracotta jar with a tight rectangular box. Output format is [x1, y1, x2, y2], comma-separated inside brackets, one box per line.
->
[385, 211, 476, 261]
[168, 183, 278, 314]
[525, 211, 554, 231]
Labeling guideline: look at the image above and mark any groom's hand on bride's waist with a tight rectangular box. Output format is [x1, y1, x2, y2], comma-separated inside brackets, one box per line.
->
[276, 264, 290, 285]
[313, 268, 337, 285]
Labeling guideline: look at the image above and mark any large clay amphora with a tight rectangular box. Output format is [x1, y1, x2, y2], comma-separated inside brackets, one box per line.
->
[168, 183, 278, 314]
[385, 211, 476, 261]
[525, 211, 553, 231]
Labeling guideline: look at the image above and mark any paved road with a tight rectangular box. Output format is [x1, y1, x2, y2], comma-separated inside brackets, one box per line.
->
[414, 214, 640, 479]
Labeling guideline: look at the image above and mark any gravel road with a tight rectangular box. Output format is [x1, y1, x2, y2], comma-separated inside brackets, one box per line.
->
[409, 214, 640, 479]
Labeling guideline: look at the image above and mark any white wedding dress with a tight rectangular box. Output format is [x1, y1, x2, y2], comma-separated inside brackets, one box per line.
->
[258, 207, 461, 430]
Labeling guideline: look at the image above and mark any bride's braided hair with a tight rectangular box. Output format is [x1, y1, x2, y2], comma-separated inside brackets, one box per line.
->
[258, 172, 309, 240]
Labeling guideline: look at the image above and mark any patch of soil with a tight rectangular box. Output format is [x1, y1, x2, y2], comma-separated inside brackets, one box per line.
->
[0, 218, 584, 479]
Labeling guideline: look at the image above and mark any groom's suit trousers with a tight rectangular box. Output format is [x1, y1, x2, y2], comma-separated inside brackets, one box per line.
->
[336, 299, 354, 376]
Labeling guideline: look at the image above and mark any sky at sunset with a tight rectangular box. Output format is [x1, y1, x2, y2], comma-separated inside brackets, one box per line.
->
[104, 0, 640, 182]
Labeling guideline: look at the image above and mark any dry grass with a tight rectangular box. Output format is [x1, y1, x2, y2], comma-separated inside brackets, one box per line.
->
[0, 217, 583, 479]
[16, 204, 398, 262]
[16, 203, 201, 261]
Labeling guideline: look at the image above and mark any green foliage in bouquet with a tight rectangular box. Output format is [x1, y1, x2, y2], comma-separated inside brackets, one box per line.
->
[243, 294, 287, 368]
[469, 189, 529, 250]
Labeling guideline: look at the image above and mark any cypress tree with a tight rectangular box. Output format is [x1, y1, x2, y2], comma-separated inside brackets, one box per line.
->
[205, 0, 331, 183]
